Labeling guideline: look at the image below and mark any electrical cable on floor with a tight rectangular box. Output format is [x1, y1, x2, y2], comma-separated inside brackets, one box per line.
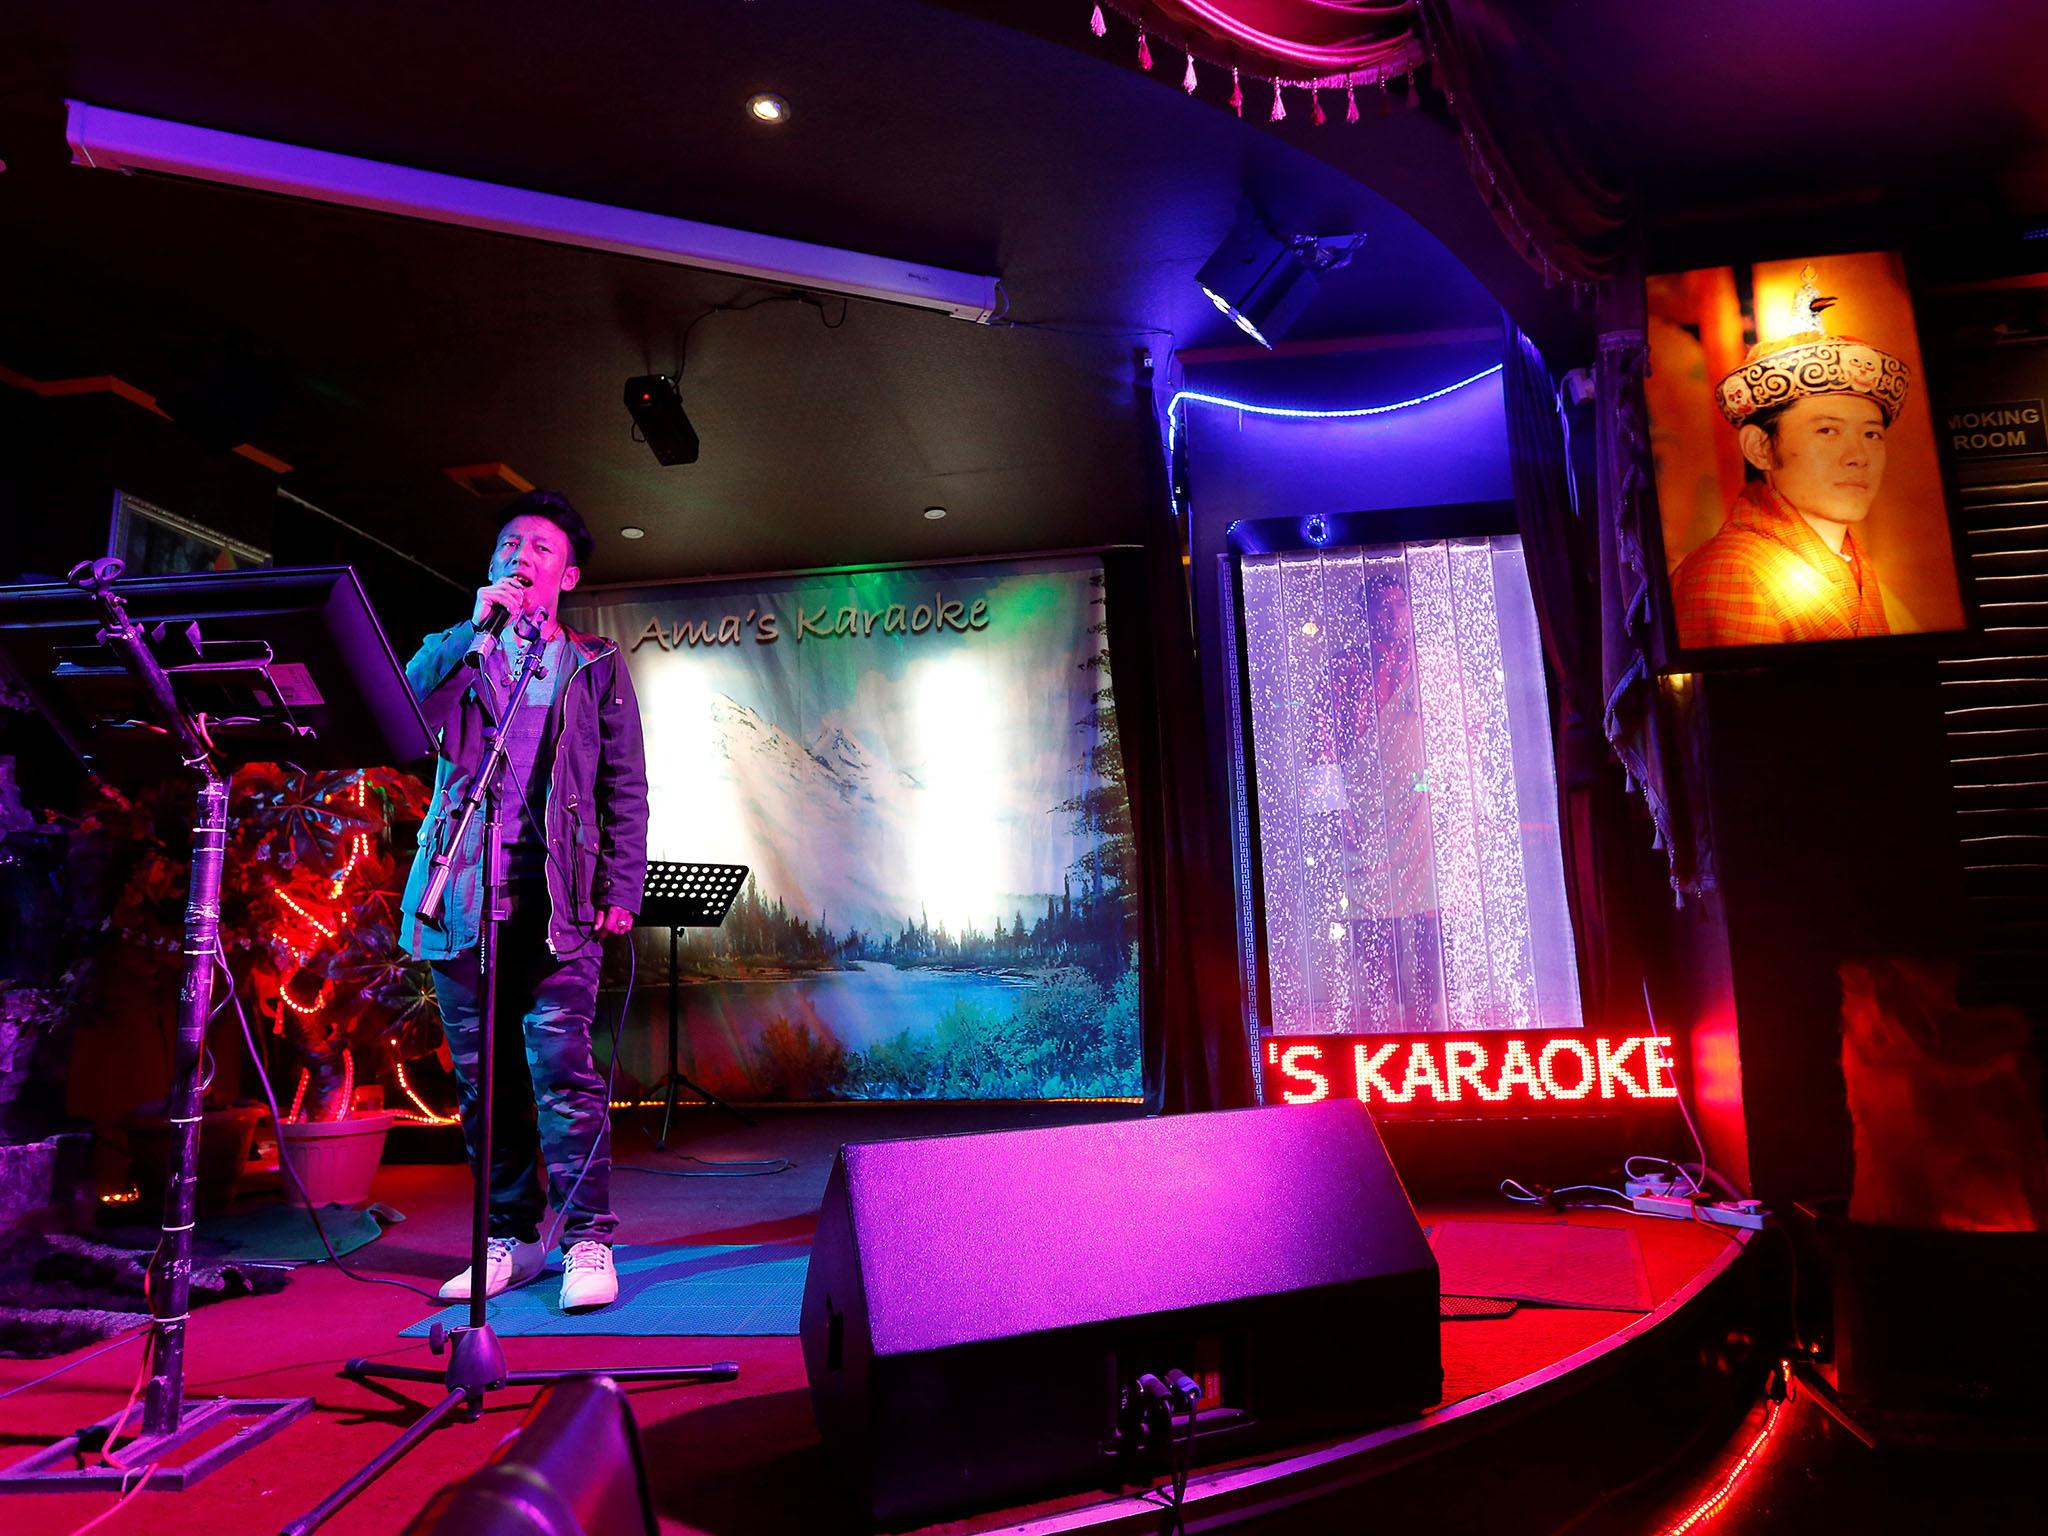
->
[1498, 1177, 1649, 1218]
[1507, 983, 1742, 1230]
[1642, 979, 1712, 1194]
[617, 1158, 795, 1178]
[62, 1459, 158, 1536]
[0, 1328, 149, 1403]
[93, 1324, 154, 1471]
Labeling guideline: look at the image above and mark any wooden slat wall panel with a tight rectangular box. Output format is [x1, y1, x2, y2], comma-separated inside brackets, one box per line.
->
[1944, 485, 2048, 1009]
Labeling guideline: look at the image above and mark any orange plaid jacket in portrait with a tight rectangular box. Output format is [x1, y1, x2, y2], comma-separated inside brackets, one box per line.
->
[1671, 482, 1892, 649]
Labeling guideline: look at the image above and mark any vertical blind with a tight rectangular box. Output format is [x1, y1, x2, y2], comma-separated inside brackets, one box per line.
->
[1240, 536, 1582, 1035]
[1942, 481, 2048, 1016]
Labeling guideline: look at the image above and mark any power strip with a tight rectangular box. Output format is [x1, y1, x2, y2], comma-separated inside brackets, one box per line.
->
[1627, 1189, 1768, 1229]
[1629, 1192, 1698, 1220]
[1698, 1199, 1766, 1231]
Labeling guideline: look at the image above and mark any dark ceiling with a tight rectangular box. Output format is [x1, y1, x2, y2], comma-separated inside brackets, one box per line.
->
[2, 1, 2043, 588]
[0, 0, 1505, 587]
[1531, 0, 2048, 225]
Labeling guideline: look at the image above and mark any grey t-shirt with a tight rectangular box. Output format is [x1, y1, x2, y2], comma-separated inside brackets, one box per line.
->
[486, 631, 564, 887]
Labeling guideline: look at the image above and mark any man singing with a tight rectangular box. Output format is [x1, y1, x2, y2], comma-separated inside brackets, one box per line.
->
[399, 489, 646, 1310]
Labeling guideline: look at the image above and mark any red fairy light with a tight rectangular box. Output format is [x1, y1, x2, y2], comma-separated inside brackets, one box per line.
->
[278, 974, 329, 1016]
[394, 1057, 460, 1126]
[1661, 1391, 1784, 1535]
[277, 889, 337, 939]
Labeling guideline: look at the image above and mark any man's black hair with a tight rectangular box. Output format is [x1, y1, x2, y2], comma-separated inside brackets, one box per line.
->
[496, 489, 594, 566]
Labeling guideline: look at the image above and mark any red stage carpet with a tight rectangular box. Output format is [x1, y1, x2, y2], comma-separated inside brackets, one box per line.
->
[0, 1107, 1743, 1536]
[1431, 1218, 1656, 1311]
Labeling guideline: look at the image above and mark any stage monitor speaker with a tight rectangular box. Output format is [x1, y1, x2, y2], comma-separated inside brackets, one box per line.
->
[402, 1375, 656, 1536]
[800, 1100, 1439, 1528]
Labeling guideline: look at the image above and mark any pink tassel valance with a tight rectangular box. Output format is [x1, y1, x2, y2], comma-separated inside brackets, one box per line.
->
[1084, 1, 1633, 290]
[1094, 1, 1422, 91]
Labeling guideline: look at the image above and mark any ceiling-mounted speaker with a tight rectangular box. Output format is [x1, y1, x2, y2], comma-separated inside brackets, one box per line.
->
[623, 375, 699, 466]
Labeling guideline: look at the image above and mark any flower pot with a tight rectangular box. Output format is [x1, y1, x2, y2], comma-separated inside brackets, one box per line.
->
[123, 1103, 266, 1219]
[278, 1112, 396, 1207]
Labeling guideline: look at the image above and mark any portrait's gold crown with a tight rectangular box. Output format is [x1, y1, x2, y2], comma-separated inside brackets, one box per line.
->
[1714, 265, 1911, 427]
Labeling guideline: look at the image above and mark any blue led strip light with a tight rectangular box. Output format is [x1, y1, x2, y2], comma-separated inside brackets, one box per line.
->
[1166, 363, 1505, 457]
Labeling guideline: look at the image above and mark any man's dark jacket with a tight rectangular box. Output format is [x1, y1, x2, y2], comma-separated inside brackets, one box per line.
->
[398, 619, 648, 963]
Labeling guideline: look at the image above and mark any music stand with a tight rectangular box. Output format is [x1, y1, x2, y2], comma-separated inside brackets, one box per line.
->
[0, 560, 432, 1494]
[638, 860, 752, 1141]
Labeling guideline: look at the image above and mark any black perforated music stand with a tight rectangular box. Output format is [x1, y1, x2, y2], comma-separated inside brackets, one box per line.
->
[637, 860, 751, 1141]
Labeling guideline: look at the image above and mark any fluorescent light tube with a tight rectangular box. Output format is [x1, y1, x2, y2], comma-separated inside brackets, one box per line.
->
[65, 99, 1001, 322]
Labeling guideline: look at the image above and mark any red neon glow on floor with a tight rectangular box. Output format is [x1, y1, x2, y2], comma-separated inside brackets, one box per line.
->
[1661, 1387, 1784, 1535]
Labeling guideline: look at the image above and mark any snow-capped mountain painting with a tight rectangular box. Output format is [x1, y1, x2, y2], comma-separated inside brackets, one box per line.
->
[575, 557, 1141, 1102]
[685, 695, 921, 935]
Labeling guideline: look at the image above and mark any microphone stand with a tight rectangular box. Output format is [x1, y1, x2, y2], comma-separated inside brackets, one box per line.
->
[0, 559, 314, 1494]
[284, 617, 737, 1536]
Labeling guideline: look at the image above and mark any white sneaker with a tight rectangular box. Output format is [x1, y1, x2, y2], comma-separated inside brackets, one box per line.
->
[560, 1241, 618, 1311]
[438, 1236, 545, 1300]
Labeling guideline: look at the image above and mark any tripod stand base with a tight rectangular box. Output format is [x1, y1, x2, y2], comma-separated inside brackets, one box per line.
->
[651, 1071, 756, 1144]
[283, 1322, 738, 1535]
[0, 1395, 312, 1493]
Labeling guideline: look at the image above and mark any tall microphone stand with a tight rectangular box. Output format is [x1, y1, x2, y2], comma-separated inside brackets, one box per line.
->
[0, 559, 313, 1493]
[285, 619, 737, 1536]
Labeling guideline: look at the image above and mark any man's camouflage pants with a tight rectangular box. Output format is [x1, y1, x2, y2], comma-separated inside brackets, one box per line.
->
[429, 891, 615, 1244]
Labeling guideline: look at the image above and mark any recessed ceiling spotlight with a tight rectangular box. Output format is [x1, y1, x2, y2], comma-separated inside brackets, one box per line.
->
[619, 526, 646, 540]
[923, 506, 947, 520]
[746, 94, 791, 126]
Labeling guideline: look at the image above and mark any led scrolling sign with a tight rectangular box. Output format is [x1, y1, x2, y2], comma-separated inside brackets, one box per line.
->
[1263, 1032, 1680, 1118]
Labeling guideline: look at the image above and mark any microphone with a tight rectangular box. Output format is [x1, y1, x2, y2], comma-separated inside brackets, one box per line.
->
[465, 576, 531, 668]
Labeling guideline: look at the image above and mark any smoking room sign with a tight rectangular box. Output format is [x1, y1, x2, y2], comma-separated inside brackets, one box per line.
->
[1945, 399, 2048, 460]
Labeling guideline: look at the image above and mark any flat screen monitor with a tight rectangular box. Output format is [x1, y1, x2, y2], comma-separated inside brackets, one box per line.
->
[0, 564, 432, 774]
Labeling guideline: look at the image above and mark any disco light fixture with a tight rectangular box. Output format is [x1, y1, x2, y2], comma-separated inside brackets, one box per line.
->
[1195, 218, 1366, 349]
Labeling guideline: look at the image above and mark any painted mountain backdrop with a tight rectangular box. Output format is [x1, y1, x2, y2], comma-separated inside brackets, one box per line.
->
[574, 558, 1141, 1101]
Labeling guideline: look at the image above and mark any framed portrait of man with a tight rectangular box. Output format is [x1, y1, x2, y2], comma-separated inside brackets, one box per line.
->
[105, 489, 270, 576]
[1645, 250, 1969, 663]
